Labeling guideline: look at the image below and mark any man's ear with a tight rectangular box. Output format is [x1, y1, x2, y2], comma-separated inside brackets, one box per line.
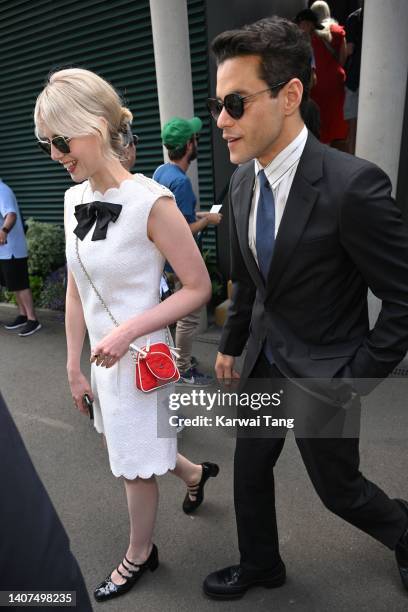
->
[284, 78, 304, 116]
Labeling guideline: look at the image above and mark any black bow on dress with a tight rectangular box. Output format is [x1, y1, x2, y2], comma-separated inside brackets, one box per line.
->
[73, 201, 122, 241]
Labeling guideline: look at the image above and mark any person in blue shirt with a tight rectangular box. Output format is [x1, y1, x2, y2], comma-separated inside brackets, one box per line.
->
[153, 117, 222, 385]
[0, 179, 41, 336]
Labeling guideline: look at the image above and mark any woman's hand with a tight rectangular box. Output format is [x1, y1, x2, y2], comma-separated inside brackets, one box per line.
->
[68, 370, 93, 415]
[90, 324, 134, 368]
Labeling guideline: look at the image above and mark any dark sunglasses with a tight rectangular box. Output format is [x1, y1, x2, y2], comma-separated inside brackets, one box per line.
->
[207, 81, 288, 121]
[132, 134, 139, 146]
[37, 135, 71, 156]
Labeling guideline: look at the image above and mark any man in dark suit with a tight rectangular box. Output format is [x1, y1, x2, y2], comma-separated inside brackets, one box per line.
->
[0, 392, 92, 610]
[203, 16, 408, 600]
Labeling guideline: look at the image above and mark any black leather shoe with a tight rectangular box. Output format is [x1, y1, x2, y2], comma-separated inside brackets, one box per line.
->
[94, 544, 158, 602]
[183, 461, 219, 514]
[203, 563, 286, 600]
[395, 499, 408, 591]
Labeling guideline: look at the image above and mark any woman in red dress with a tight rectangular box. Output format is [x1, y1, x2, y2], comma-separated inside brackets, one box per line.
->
[310, 1, 348, 146]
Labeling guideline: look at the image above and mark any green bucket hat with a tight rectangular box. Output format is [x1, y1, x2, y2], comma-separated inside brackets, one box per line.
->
[162, 116, 202, 150]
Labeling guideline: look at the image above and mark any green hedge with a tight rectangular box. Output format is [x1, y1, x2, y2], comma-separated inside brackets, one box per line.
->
[26, 219, 65, 277]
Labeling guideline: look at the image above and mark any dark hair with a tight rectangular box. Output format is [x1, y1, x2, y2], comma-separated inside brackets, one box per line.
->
[166, 136, 194, 161]
[121, 123, 134, 147]
[211, 16, 312, 113]
[167, 143, 187, 161]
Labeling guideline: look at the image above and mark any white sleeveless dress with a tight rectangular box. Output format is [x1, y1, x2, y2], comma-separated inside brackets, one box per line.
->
[65, 176, 177, 479]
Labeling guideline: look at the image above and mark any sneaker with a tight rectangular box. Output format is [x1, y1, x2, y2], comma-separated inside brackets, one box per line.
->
[176, 367, 213, 387]
[18, 320, 42, 337]
[191, 367, 214, 385]
[4, 315, 27, 330]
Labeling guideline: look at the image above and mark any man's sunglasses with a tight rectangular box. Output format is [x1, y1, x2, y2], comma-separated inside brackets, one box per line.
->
[37, 135, 71, 156]
[207, 81, 288, 121]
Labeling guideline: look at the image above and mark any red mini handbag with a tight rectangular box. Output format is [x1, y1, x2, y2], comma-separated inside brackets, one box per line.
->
[134, 340, 180, 393]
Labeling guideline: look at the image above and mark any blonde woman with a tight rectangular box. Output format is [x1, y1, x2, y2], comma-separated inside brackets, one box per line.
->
[310, 0, 348, 146]
[34, 68, 219, 603]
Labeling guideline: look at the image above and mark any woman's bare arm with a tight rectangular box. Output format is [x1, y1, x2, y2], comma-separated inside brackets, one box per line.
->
[339, 36, 348, 67]
[65, 269, 87, 375]
[130, 196, 212, 336]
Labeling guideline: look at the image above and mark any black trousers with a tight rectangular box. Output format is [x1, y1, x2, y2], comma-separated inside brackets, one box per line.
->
[234, 355, 408, 571]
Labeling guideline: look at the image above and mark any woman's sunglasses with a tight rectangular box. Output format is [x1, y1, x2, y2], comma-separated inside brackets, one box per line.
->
[207, 81, 288, 121]
[125, 134, 139, 147]
[37, 135, 72, 156]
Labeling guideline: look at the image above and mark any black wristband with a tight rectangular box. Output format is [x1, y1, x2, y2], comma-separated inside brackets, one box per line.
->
[1, 227, 10, 234]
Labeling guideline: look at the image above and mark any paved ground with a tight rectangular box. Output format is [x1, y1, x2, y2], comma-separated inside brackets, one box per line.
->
[1, 302, 408, 612]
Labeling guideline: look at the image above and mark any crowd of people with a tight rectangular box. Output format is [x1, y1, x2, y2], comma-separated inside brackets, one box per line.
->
[2, 6, 408, 608]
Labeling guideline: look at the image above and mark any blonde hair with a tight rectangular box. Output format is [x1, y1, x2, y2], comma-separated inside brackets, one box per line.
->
[311, 1, 338, 43]
[311, 1, 331, 21]
[34, 68, 133, 159]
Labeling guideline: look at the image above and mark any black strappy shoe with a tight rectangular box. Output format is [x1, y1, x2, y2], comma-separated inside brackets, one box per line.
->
[93, 543, 159, 602]
[183, 462, 220, 514]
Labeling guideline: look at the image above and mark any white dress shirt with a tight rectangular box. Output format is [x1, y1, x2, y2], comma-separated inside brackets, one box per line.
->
[248, 125, 308, 265]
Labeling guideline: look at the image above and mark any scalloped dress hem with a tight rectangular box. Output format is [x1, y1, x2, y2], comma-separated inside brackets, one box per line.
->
[110, 460, 178, 480]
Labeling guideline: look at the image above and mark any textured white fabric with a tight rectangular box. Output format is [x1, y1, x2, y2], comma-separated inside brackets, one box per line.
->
[65, 176, 177, 479]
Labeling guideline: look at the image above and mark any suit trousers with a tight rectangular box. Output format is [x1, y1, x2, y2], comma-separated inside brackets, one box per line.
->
[234, 354, 408, 571]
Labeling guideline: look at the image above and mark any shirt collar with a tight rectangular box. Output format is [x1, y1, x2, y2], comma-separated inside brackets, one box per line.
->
[169, 162, 186, 175]
[254, 125, 308, 188]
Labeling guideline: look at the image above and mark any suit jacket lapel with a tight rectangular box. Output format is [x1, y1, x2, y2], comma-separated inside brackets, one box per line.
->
[231, 166, 264, 289]
[266, 133, 324, 299]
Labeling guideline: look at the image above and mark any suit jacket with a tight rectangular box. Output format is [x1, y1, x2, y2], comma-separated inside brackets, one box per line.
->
[0, 392, 92, 610]
[219, 133, 408, 399]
